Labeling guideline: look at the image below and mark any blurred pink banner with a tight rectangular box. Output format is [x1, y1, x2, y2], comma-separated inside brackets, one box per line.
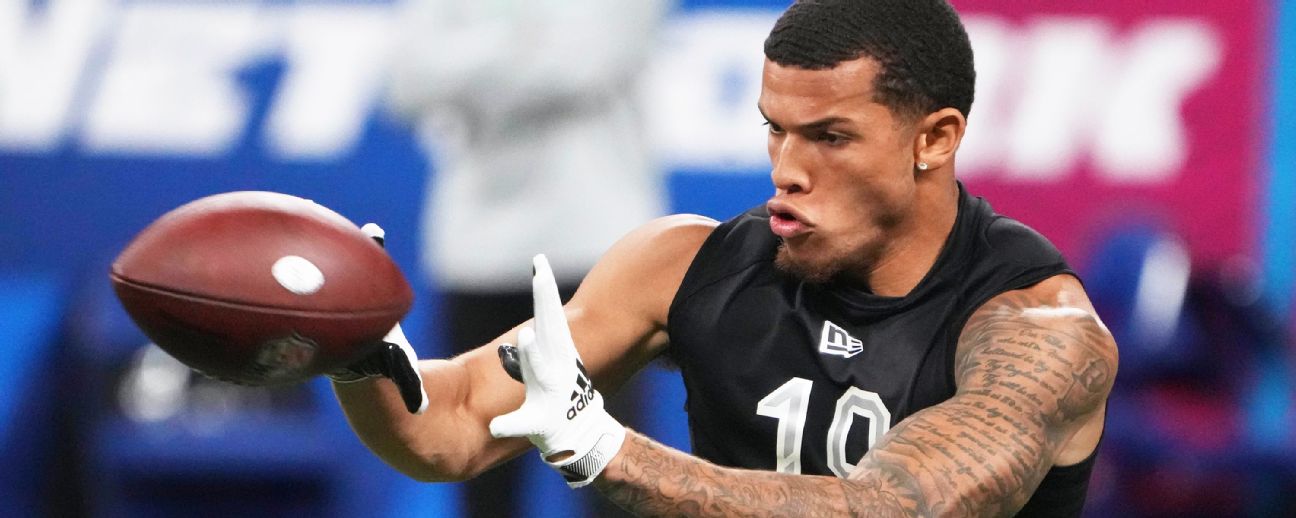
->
[952, 0, 1270, 268]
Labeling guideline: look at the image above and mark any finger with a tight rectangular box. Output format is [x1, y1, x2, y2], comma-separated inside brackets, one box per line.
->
[489, 407, 543, 438]
[381, 323, 428, 414]
[515, 326, 542, 384]
[531, 254, 574, 354]
[383, 322, 409, 346]
[497, 344, 523, 383]
[384, 344, 429, 414]
[361, 223, 386, 247]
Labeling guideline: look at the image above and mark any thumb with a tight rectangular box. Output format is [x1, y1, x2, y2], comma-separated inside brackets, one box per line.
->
[383, 345, 428, 414]
[380, 323, 428, 414]
[489, 406, 545, 439]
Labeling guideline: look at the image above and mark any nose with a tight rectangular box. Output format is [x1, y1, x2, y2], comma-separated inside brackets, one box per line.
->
[770, 136, 809, 195]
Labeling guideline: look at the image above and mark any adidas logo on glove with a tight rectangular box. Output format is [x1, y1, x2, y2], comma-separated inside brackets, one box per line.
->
[567, 360, 596, 420]
[488, 254, 627, 489]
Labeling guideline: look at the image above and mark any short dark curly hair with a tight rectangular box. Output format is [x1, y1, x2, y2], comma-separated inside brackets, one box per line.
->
[764, 0, 976, 120]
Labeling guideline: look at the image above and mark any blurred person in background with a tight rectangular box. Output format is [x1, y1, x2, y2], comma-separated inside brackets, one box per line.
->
[382, 0, 672, 515]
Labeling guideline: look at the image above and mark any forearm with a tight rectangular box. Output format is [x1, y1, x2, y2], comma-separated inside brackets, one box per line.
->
[333, 359, 525, 482]
[595, 429, 888, 517]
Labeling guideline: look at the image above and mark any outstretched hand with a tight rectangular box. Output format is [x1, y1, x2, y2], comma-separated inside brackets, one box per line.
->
[326, 223, 429, 415]
[489, 254, 625, 488]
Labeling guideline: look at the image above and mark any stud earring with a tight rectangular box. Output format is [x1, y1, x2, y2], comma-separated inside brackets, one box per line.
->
[917, 162, 929, 171]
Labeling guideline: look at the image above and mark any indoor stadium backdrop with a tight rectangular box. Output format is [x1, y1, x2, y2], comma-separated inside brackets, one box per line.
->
[0, 0, 1292, 516]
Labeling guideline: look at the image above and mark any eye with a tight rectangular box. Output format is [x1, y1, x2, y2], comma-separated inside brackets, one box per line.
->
[763, 120, 785, 135]
[817, 132, 848, 146]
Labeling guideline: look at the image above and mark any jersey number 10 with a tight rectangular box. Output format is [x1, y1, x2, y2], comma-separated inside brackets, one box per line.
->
[756, 377, 893, 478]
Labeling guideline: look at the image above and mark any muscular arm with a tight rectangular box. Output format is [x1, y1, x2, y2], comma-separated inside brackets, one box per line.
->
[594, 275, 1118, 517]
[332, 215, 715, 481]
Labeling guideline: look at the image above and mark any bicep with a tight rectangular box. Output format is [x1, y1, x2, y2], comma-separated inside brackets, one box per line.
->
[845, 276, 1117, 517]
[953, 277, 1117, 427]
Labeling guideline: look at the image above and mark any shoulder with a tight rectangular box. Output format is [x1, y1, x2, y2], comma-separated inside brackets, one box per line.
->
[955, 274, 1119, 422]
[615, 214, 721, 265]
[670, 205, 780, 300]
[959, 187, 1067, 268]
[979, 214, 1067, 269]
[709, 205, 777, 248]
[571, 214, 718, 324]
[585, 213, 718, 289]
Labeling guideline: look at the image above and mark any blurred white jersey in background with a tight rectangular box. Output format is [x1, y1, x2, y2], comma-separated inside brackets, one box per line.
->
[385, 0, 671, 291]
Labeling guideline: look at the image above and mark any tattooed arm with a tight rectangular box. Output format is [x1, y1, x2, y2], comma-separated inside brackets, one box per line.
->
[594, 274, 1118, 517]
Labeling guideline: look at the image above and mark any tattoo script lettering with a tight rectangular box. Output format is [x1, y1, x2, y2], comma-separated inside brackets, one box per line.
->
[596, 292, 1115, 517]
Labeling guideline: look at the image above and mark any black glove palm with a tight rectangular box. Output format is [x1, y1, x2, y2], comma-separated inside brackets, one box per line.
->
[327, 223, 428, 414]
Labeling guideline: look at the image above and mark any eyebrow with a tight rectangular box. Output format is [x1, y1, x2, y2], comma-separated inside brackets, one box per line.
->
[757, 104, 852, 132]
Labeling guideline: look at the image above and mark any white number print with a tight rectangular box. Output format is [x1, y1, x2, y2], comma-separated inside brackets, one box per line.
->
[755, 377, 813, 474]
[826, 387, 893, 478]
[756, 377, 892, 477]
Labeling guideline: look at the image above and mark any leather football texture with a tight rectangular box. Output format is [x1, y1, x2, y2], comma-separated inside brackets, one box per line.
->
[111, 191, 413, 386]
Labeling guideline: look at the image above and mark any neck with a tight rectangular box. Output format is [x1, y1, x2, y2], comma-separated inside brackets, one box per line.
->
[849, 178, 959, 297]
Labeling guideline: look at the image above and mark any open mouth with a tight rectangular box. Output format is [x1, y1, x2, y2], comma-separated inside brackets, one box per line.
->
[771, 210, 798, 224]
[767, 205, 809, 238]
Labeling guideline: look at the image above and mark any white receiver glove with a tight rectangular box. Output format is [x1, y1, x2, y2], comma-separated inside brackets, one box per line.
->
[489, 254, 625, 488]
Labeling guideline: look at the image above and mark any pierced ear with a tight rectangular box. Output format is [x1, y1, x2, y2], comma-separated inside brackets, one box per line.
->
[913, 107, 967, 172]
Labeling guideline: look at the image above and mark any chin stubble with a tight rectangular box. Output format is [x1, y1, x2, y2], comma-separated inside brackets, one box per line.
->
[774, 243, 837, 284]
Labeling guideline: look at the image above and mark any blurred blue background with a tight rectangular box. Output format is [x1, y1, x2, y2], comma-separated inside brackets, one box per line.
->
[1, 0, 1293, 516]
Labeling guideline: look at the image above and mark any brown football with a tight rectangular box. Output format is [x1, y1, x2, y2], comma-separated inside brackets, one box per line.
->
[110, 191, 413, 386]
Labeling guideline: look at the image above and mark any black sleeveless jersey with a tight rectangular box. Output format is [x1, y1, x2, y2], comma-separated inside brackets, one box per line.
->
[665, 183, 1095, 517]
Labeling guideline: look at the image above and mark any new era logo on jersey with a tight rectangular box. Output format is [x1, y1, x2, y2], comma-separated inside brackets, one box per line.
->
[819, 321, 863, 358]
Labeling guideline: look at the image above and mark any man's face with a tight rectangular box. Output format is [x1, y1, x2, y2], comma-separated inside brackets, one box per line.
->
[759, 57, 919, 283]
